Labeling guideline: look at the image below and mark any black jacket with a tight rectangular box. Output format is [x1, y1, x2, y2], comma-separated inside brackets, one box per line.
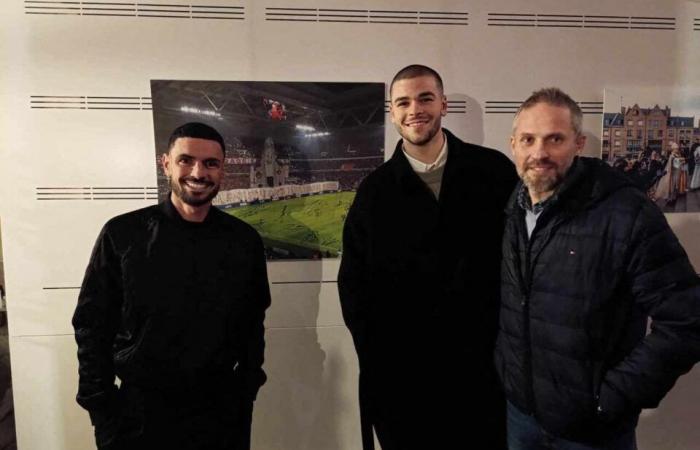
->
[72, 198, 271, 447]
[496, 157, 700, 443]
[338, 129, 518, 449]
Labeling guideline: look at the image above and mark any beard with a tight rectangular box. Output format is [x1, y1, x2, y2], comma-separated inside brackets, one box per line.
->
[170, 176, 220, 207]
[396, 117, 442, 147]
[519, 161, 564, 195]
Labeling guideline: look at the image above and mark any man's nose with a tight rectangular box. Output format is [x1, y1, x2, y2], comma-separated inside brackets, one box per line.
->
[531, 140, 548, 159]
[407, 100, 422, 116]
[190, 161, 206, 178]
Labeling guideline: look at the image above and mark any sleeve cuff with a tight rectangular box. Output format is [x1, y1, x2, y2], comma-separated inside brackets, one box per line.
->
[597, 381, 628, 422]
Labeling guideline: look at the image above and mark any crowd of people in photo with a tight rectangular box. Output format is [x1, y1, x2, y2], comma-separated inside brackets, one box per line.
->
[610, 137, 700, 205]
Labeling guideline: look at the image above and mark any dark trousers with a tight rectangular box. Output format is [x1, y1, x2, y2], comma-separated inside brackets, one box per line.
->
[506, 402, 637, 450]
[368, 390, 506, 450]
[96, 383, 253, 450]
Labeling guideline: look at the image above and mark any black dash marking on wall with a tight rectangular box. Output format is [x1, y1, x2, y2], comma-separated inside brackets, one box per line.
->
[580, 102, 603, 115]
[25, 1, 245, 20]
[368, 20, 418, 24]
[383, 100, 466, 114]
[317, 8, 366, 22]
[31, 95, 87, 109]
[485, 100, 602, 114]
[192, 16, 243, 19]
[418, 10, 468, 26]
[36, 187, 159, 200]
[446, 100, 466, 114]
[265, 7, 316, 10]
[265, 6, 318, 22]
[266, 7, 467, 26]
[487, 12, 676, 30]
[31, 95, 153, 110]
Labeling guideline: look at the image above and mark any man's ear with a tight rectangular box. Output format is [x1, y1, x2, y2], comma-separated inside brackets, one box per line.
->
[389, 104, 397, 125]
[575, 134, 587, 154]
[161, 152, 171, 177]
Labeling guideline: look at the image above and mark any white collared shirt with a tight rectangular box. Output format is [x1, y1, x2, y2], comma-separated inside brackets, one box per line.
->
[402, 132, 448, 174]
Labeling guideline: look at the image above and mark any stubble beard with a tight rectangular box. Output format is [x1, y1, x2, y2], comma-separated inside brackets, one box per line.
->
[171, 177, 220, 207]
[522, 171, 562, 196]
[397, 117, 441, 147]
[519, 159, 567, 196]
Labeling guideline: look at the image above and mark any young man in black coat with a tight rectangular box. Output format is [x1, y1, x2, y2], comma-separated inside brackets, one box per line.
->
[496, 88, 700, 449]
[338, 65, 518, 450]
[72, 123, 271, 450]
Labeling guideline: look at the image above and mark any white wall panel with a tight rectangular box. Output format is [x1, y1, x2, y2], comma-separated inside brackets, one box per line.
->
[10, 335, 93, 450]
[1, 0, 699, 448]
[254, 326, 360, 450]
[637, 365, 700, 450]
[267, 282, 343, 329]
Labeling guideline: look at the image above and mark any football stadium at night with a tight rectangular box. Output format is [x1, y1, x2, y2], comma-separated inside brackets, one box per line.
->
[151, 80, 385, 258]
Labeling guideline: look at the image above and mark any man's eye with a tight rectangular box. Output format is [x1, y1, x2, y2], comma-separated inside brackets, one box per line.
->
[206, 161, 221, 169]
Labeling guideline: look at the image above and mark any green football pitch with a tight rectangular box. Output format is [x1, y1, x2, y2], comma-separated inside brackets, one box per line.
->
[223, 191, 355, 256]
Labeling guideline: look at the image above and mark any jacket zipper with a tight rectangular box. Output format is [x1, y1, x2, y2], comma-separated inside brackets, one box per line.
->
[521, 219, 536, 416]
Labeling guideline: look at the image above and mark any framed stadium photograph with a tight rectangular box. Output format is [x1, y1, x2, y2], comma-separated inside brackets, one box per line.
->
[150, 80, 385, 259]
[602, 87, 700, 213]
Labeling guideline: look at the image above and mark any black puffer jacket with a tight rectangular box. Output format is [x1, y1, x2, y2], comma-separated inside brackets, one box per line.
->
[495, 157, 700, 443]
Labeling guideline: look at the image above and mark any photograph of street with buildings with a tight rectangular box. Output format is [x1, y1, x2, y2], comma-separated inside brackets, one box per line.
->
[602, 88, 700, 213]
[151, 80, 385, 259]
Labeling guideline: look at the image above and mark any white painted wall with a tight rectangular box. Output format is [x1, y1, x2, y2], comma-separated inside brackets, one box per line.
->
[1, 0, 698, 448]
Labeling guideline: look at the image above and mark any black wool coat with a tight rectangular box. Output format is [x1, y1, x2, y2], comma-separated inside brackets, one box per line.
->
[338, 129, 518, 450]
[496, 157, 700, 444]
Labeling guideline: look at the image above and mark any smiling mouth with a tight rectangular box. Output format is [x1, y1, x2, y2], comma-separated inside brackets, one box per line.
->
[526, 161, 555, 172]
[183, 179, 212, 191]
[405, 120, 428, 127]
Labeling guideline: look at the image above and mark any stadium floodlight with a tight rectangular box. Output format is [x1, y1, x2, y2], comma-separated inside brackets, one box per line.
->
[180, 105, 222, 118]
[304, 131, 331, 138]
[296, 124, 316, 132]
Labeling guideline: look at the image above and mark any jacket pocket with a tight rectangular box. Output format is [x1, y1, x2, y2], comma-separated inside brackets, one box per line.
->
[115, 384, 145, 440]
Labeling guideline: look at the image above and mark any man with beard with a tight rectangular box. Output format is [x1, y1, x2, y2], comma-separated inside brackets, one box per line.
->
[496, 88, 700, 449]
[73, 122, 271, 450]
[338, 65, 518, 449]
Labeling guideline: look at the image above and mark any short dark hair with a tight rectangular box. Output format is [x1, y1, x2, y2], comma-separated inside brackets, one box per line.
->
[167, 122, 225, 155]
[389, 64, 444, 98]
[513, 87, 583, 136]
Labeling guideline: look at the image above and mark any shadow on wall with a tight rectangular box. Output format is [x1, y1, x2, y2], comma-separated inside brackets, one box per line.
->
[668, 213, 700, 270]
[637, 365, 700, 449]
[446, 94, 485, 147]
[252, 215, 345, 449]
[583, 132, 602, 159]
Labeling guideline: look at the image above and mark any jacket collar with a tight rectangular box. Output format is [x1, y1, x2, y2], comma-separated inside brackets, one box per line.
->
[505, 156, 635, 217]
[159, 193, 218, 227]
[389, 128, 464, 190]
